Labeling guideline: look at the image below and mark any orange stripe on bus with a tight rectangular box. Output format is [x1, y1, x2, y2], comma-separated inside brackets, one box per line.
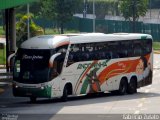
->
[55, 41, 70, 48]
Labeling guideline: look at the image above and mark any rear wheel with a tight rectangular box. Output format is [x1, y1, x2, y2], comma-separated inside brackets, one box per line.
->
[127, 78, 137, 94]
[118, 78, 128, 95]
[61, 86, 68, 102]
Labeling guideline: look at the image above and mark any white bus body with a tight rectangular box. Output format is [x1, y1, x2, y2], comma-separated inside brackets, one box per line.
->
[12, 33, 153, 102]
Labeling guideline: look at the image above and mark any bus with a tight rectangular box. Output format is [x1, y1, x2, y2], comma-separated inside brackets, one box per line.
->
[11, 33, 153, 102]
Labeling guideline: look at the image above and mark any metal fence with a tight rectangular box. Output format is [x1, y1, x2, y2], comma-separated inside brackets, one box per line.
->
[64, 17, 160, 41]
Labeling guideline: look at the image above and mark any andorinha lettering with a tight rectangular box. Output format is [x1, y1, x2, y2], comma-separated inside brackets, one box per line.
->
[22, 54, 43, 60]
[77, 60, 108, 69]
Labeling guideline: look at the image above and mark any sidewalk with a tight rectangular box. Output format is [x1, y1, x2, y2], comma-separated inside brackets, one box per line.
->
[0, 68, 12, 94]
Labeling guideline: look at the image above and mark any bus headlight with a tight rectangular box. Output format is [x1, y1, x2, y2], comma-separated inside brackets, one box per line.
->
[41, 86, 44, 90]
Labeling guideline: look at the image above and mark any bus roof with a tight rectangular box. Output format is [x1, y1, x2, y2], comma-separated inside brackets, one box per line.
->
[20, 33, 152, 49]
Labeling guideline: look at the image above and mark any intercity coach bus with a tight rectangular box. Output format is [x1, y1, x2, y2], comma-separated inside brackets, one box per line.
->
[11, 33, 153, 102]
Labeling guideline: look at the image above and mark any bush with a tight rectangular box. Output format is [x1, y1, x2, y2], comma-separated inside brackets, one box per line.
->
[16, 13, 44, 47]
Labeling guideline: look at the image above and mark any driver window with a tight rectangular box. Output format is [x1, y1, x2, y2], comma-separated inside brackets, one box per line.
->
[50, 45, 68, 79]
[50, 61, 59, 79]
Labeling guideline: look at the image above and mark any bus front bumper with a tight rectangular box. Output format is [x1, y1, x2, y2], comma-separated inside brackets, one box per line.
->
[12, 84, 52, 98]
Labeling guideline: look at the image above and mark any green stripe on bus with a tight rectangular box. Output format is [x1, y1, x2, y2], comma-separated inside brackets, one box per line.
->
[80, 67, 100, 94]
[74, 67, 87, 93]
[80, 78, 89, 94]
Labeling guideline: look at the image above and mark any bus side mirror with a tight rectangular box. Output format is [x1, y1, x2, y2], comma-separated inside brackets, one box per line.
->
[7, 53, 16, 72]
[49, 53, 61, 67]
[8, 53, 16, 67]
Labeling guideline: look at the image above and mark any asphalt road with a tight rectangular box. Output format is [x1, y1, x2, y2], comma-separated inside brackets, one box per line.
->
[0, 54, 160, 120]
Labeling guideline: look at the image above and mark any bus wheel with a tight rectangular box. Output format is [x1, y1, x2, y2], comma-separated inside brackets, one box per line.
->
[118, 78, 128, 95]
[61, 86, 68, 102]
[30, 97, 37, 103]
[127, 78, 137, 94]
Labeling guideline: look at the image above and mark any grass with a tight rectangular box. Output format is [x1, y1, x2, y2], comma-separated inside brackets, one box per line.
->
[0, 46, 6, 65]
[0, 26, 5, 36]
[153, 42, 160, 50]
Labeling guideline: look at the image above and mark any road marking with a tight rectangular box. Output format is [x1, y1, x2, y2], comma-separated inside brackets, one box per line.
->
[135, 97, 147, 114]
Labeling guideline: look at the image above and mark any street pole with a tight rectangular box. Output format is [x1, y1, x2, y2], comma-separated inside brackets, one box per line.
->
[27, 4, 30, 39]
[93, 0, 95, 32]
[5, 9, 9, 72]
[83, 0, 86, 18]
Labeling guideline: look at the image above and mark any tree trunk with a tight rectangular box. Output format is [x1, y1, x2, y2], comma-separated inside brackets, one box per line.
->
[60, 22, 64, 34]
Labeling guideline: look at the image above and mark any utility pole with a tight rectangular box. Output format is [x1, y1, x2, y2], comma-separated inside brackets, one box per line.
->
[83, 0, 87, 18]
[93, 0, 95, 32]
[5, 9, 9, 72]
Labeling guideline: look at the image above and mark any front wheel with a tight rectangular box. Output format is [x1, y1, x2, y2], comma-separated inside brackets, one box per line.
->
[61, 86, 68, 102]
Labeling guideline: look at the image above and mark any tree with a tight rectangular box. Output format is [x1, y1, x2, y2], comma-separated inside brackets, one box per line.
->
[119, 0, 148, 32]
[40, 0, 80, 34]
[77, 0, 119, 19]
[119, 0, 148, 21]
[16, 14, 44, 47]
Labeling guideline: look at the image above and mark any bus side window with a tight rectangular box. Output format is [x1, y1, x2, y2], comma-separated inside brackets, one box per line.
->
[105, 52, 112, 59]
[134, 46, 142, 56]
[50, 62, 59, 79]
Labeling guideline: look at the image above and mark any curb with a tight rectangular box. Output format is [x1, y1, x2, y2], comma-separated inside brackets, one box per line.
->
[154, 51, 160, 54]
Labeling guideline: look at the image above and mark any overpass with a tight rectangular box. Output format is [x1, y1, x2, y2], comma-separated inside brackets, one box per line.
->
[0, 0, 39, 71]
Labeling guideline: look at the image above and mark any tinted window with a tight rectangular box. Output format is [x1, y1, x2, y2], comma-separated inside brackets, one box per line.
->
[66, 39, 152, 67]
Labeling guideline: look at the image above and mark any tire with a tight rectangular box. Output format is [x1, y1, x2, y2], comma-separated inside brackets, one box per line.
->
[118, 78, 128, 95]
[30, 97, 37, 103]
[127, 78, 137, 94]
[61, 86, 68, 102]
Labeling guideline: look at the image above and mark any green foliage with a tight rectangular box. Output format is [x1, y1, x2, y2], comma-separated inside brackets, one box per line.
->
[0, 26, 5, 35]
[119, 0, 148, 21]
[16, 14, 44, 47]
[44, 28, 79, 35]
[40, 0, 80, 34]
[153, 42, 160, 50]
[76, 0, 119, 19]
[0, 45, 6, 65]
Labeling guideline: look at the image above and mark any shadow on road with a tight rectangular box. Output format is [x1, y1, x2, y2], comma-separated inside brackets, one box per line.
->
[1, 90, 160, 108]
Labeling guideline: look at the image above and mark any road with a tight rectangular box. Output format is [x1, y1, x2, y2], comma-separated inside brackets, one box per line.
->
[0, 54, 160, 120]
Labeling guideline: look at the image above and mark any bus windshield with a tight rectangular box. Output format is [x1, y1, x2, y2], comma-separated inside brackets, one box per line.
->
[13, 49, 54, 84]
